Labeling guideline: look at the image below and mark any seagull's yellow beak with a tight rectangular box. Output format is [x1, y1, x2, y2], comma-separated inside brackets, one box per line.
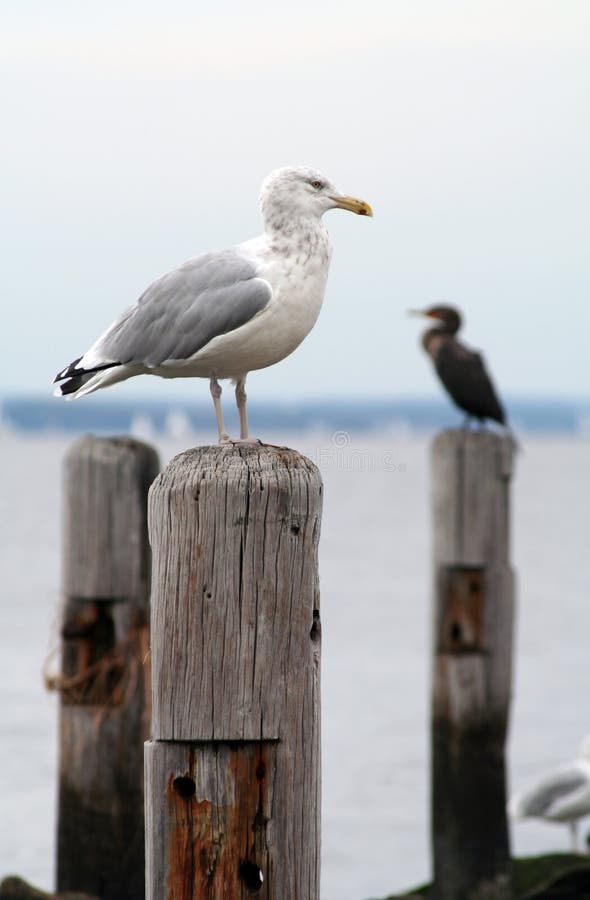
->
[333, 194, 373, 217]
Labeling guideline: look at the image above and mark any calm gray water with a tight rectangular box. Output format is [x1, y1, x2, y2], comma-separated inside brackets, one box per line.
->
[1, 429, 588, 899]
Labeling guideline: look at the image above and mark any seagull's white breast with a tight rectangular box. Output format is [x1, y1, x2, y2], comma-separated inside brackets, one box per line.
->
[165, 227, 332, 380]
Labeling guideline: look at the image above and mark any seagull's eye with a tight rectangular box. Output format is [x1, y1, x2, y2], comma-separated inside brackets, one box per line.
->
[310, 180, 323, 190]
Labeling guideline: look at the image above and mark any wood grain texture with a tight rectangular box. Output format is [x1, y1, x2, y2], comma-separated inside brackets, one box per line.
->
[57, 436, 159, 900]
[146, 444, 322, 900]
[148, 444, 322, 742]
[145, 741, 278, 900]
[432, 429, 513, 567]
[63, 436, 159, 610]
[430, 430, 515, 900]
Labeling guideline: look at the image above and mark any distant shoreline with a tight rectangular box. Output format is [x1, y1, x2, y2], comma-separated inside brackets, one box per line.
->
[2, 394, 589, 436]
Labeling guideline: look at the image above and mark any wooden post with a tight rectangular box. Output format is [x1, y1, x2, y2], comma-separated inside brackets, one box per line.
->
[56, 436, 160, 900]
[145, 445, 322, 899]
[430, 430, 516, 900]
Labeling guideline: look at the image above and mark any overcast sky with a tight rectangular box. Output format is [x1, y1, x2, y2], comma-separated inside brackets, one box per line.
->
[2, 1, 589, 402]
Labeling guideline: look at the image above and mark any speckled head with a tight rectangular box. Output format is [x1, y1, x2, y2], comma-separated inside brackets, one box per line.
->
[260, 166, 373, 233]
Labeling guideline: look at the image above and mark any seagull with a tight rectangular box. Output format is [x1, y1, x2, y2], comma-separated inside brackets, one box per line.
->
[410, 305, 507, 427]
[54, 166, 372, 442]
[509, 736, 590, 852]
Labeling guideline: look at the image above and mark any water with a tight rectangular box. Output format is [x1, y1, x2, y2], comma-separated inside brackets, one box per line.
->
[0, 429, 589, 899]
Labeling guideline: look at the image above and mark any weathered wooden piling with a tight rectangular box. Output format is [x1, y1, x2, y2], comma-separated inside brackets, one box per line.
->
[430, 430, 516, 900]
[145, 444, 322, 900]
[56, 436, 159, 900]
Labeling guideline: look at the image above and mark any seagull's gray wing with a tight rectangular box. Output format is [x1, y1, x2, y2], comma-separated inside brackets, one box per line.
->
[511, 766, 590, 819]
[93, 249, 272, 368]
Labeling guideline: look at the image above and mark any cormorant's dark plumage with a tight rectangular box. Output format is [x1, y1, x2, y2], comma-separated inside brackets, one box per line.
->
[414, 305, 506, 426]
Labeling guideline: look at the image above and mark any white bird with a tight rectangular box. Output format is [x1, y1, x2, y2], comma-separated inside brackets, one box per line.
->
[53, 166, 372, 442]
[509, 736, 590, 852]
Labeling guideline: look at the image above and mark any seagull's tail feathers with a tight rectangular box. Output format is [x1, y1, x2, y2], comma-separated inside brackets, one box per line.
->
[53, 358, 129, 400]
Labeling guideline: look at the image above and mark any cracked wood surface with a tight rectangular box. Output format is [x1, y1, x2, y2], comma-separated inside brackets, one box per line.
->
[58, 436, 159, 900]
[146, 444, 322, 899]
[430, 430, 515, 900]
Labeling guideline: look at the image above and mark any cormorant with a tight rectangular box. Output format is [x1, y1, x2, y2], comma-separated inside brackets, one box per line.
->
[411, 305, 507, 427]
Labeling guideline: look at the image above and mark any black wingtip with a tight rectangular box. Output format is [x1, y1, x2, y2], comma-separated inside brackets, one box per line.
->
[54, 356, 83, 384]
[59, 377, 86, 396]
[53, 358, 119, 385]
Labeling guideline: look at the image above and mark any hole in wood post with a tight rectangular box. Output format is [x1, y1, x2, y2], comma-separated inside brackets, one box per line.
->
[238, 861, 264, 893]
[310, 609, 321, 642]
[438, 566, 485, 652]
[291, 523, 300, 535]
[450, 621, 462, 642]
[173, 776, 196, 799]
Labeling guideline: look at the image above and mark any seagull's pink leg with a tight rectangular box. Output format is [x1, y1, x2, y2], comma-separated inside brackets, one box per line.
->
[235, 376, 249, 440]
[224, 376, 262, 445]
[209, 376, 230, 443]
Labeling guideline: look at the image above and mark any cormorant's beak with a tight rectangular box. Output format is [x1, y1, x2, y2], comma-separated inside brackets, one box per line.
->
[332, 194, 373, 217]
[408, 308, 438, 318]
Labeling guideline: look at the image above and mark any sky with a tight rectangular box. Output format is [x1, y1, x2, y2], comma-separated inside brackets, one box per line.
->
[2, 0, 589, 402]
